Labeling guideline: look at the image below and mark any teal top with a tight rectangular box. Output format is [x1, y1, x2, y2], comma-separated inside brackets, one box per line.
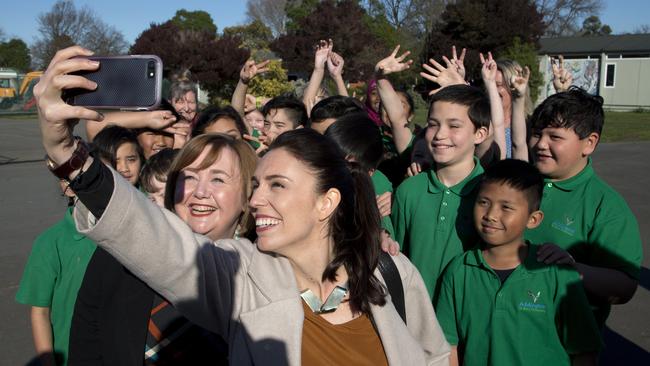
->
[435, 244, 602, 366]
[16, 208, 97, 366]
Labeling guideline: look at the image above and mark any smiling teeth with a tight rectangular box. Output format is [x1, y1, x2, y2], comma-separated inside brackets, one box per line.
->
[191, 205, 216, 213]
[256, 218, 281, 227]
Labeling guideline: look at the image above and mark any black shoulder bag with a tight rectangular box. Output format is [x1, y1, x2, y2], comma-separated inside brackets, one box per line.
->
[377, 252, 406, 324]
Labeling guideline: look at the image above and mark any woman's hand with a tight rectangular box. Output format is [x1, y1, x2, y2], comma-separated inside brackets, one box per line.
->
[375, 45, 413, 77]
[511, 65, 530, 97]
[327, 51, 345, 78]
[314, 39, 333, 70]
[35, 46, 104, 164]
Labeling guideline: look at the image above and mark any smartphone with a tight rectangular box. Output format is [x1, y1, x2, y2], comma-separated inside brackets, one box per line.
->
[64, 55, 163, 111]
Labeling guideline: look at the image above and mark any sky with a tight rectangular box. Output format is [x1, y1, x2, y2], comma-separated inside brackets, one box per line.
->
[1, 0, 649, 46]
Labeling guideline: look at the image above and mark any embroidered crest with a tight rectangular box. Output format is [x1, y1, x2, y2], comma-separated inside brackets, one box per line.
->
[528, 290, 541, 303]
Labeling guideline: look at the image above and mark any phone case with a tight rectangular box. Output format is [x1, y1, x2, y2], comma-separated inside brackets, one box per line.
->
[64, 55, 163, 111]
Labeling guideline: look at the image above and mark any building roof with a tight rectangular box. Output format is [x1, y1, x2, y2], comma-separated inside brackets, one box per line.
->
[539, 34, 650, 56]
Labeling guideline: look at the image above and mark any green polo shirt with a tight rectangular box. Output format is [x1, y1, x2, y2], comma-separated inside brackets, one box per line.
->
[392, 158, 483, 298]
[525, 159, 642, 325]
[16, 208, 97, 366]
[435, 244, 601, 366]
[371, 169, 395, 238]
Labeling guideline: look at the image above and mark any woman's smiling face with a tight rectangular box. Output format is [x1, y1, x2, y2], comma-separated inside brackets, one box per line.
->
[174, 146, 245, 240]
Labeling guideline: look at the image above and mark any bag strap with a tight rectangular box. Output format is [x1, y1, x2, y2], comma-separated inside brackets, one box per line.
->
[377, 252, 406, 324]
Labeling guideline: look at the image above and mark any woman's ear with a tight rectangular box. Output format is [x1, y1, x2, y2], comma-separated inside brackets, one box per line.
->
[317, 188, 341, 221]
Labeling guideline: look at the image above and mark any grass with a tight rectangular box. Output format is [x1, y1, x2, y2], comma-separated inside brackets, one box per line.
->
[412, 109, 650, 143]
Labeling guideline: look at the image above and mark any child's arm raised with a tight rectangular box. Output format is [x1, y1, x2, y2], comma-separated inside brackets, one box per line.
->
[420, 53, 467, 95]
[303, 39, 332, 115]
[479, 52, 506, 160]
[86, 110, 176, 142]
[510, 65, 530, 161]
[375, 45, 414, 154]
[551, 55, 573, 93]
[31, 306, 55, 366]
[327, 51, 349, 97]
[232, 59, 270, 132]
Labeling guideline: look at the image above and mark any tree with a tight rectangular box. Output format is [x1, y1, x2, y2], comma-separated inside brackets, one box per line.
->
[421, 0, 545, 85]
[131, 21, 249, 99]
[271, 0, 385, 81]
[171, 9, 218, 35]
[579, 15, 611, 36]
[0, 38, 32, 72]
[361, 0, 448, 36]
[223, 20, 274, 53]
[248, 60, 294, 97]
[31, 0, 128, 68]
[632, 24, 650, 34]
[536, 0, 604, 36]
[246, 0, 288, 36]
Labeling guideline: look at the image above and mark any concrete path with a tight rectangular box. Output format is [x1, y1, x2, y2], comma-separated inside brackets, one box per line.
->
[1, 118, 648, 364]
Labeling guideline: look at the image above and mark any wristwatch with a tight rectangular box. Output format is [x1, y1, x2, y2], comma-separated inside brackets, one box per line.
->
[45, 137, 90, 180]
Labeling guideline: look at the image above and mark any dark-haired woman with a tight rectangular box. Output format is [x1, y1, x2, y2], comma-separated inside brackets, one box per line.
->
[37, 46, 450, 365]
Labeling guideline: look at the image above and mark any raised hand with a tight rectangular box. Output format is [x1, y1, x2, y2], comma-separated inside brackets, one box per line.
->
[240, 59, 271, 84]
[314, 39, 333, 70]
[479, 52, 497, 83]
[511, 65, 530, 97]
[375, 45, 413, 76]
[451, 45, 467, 79]
[327, 51, 345, 77]
[420, 56, 465, 95]
[551, 55, 573, 92]
[35, 46, 104, 162]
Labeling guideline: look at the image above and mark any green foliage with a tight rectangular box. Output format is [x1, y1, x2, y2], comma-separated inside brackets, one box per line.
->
[223, 20, 274, 52]
[580, 15, 612, 36]
[248, 60, 294, 97]
[0, 38, 31, 72]
[171, 9, 218, 35]
[285, 0, 319, 31]
[498, 37, 543, 103]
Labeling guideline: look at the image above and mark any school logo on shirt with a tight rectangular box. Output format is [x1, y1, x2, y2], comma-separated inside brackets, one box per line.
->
[551, 214, 576, 236]
[519, 290, 546, 313]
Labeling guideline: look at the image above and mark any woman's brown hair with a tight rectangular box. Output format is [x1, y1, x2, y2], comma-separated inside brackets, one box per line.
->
[164, 134, 258, 239]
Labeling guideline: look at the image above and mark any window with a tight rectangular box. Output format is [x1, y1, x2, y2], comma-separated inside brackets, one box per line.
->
[0, 79, 9, 88]
[605, 63, 616, 88]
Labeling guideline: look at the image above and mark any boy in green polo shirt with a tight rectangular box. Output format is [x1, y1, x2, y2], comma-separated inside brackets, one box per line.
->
[16, 182, 97, 366]
[435, 159, 601, 366]
[526, 87, 642, 327]
[392, 85, 489, 297]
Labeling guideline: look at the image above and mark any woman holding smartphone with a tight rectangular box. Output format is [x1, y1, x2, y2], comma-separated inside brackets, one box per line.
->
[36, 46, 450, 365]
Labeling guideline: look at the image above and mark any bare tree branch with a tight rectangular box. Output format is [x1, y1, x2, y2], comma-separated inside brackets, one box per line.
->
[246, 0, 288, 37]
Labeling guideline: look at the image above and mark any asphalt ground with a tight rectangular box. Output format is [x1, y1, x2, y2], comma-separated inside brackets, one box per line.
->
[0, 118, 648, 364]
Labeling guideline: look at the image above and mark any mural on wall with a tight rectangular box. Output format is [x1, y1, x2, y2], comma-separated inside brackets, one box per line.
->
[544, 58, 600, 96]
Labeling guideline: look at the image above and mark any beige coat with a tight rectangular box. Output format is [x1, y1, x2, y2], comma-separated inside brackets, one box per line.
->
[74, 169, 450, 365]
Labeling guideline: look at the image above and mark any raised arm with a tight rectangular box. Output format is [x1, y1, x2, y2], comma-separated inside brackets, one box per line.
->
[375, 45, 414, 154]
[479, 52, 506, 160]
[327, 51, 348, 96]
[510, 65, 530, 161]
[303, 39, 332, 115]
[232, 59, 270, 131]
[420, 50, 467, 95]
[85, 110, 176, 142]
[36, 46, 245, 337]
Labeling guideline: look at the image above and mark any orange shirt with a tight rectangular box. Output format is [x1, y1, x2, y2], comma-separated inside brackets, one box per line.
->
[301, 301, 389, 365]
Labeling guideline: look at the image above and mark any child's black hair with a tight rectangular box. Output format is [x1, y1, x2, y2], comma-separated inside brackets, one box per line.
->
[310, 96, 365, 123]
[324, 113, 383, 172]
[481, 159, 544, 212]
[192, 105, 248, 137]
[140, 148, 179, 194]
[261, 95, 309, 128]
[92, 125, 144, 168]
[428, 85, 490, 131]
[530, 86, 604, 138]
